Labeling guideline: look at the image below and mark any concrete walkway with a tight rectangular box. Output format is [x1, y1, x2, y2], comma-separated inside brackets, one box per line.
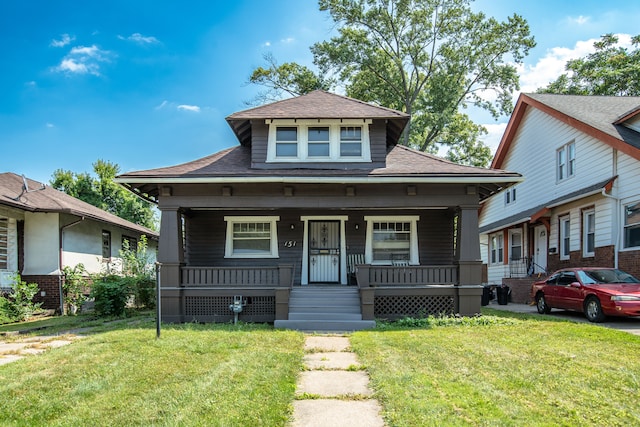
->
[291, 335, 385, 427]
[0, 334, 81, 365]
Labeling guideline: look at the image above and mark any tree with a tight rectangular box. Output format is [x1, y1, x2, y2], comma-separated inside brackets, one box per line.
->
[51, 160, 157, 230]
[249, 0, 535, 167]
[539, 34, 640, 96]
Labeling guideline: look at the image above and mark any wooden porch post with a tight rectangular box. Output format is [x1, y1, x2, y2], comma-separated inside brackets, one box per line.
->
[158, 206, 184, 322]
[456, 205, 483, 315]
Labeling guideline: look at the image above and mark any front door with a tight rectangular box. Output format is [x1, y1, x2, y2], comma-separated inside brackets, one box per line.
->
[533, 225, 547, 274]
[309, 221, 340, 283]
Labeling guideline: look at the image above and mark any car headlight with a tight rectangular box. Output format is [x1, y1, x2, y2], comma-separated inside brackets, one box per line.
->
[611, 295, 640, 301]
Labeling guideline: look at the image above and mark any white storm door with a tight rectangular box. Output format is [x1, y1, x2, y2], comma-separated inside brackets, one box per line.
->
[534, 225, 548, 274]
[309, 221, 340, 283]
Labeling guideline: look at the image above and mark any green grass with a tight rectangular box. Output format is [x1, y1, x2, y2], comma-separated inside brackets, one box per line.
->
[351, 311, 640, 426]
[2, 311, 640, 426]
[0, 318, 304, 426]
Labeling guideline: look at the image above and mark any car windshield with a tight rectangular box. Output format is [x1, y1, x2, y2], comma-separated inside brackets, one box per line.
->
[578, 269, 640, 285]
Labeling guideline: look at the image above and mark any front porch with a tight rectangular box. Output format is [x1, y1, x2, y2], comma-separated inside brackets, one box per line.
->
[158, 263, 483, 325]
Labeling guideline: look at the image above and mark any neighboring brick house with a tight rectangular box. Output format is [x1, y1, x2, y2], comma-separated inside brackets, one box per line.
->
[479, 94, 640, 301]
[117, 90, 520, 330]
[0, 172, 158, 311]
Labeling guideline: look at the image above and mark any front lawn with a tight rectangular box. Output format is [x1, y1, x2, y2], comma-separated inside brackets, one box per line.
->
[0, 319, 304, 426]
[351, 311, 640, 426]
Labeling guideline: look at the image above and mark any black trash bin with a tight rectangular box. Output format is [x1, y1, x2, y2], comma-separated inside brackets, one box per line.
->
[496, 285, 510, 305]
[481, 286, 492, 306]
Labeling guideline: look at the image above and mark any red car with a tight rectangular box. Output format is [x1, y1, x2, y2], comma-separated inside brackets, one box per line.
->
[531, 267, 640, 322]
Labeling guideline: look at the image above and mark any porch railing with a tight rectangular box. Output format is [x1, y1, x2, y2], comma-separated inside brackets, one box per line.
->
[181, 265, 293, 287]
[508, 257, 530, 278]
[356, 264, 458, 287]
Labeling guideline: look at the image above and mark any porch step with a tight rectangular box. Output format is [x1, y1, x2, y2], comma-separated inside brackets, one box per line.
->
[275, 286, 376, 332]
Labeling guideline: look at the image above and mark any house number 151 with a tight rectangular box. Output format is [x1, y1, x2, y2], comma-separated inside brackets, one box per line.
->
[283, 240, 296, 247]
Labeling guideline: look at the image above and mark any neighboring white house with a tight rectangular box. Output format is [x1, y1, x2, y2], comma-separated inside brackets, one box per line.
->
[479, 93, 640, 292]
[0, 172, 158, 311]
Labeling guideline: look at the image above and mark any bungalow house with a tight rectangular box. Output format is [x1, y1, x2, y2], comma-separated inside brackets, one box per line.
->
[117, 90, 520, 330]
[0, 172, 158, 311]
[479, 94, 640, 303]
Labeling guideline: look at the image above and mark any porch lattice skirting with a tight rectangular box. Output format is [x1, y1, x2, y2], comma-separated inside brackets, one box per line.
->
[374, 295, 455, 318]
[185, 296, 276, 323]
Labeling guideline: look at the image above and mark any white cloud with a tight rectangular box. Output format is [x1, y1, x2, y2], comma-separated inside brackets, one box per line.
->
[280, 37, 295, 44]
[53, 44, 111, 76]
[479, 123, 508, 155]
[177, 104, 201, 113]
[567, 15, 590, 25]
[517, 33, 634, 94]
[46, 123, 55, 128]
[155, 100, 169, 110]
[263, 41, 271, 47]
[118, 33, 160, 45]
[50, 34, 75, 47]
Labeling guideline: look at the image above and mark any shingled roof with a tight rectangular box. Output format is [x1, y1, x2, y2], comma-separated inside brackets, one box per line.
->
[492, 93, 640, 168]
[117, 144, 522, 201]
[0, 172, 157, 237]
[226, 90, 410, 146]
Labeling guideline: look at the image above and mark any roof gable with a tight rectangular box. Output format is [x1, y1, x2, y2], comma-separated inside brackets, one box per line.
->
[0, 172, 157, 236]
[492, 93, 640, 169]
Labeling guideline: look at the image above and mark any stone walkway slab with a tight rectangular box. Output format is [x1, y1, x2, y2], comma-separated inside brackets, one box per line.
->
[291, 399, 384, 427]
[297, 371, 373, 397]
[304, 336, 350, 352]
[303, 351, 361, 370]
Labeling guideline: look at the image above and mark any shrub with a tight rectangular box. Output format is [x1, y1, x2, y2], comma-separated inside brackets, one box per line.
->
[133, 277, 156, 309]
[91, 275, 131, 316]
[0, 275, 43, 322]
[62, 264, 89, 315]
[120, 235, 156, 309]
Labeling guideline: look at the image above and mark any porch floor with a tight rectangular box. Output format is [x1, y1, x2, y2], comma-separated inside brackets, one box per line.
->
[274, 286, 375, 332]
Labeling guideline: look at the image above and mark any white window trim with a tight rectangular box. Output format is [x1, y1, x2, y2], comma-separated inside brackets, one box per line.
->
[364, 215, 419, 265]
[224, 216, 280, 259]
[504, 187, 516, 206]
[557, 141, 575, 182]
[622, 199, 640, 250]
[489, 232, 504, 265]
[266, 119, 372, 163]
[508, 229, 522, 261]
[560, 216, 571, 260]
[582, 209, 595, 257]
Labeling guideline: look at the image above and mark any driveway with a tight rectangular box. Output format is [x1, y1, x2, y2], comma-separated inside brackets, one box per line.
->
[486, 302, 640, 336]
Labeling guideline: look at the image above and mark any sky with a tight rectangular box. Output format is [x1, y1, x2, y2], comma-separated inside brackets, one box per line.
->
[2, 0, 640, 185]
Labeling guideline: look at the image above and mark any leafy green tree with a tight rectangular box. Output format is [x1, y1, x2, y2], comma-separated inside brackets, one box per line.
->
[539, 34, 640, 96]
[249, 0, 535, 166]
[51, 160, 157, 230]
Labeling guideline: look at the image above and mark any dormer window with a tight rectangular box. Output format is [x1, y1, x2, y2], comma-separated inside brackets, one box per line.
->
[267, 119, 371, 163]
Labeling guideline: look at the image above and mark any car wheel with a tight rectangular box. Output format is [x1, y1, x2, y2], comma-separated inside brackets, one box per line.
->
[536, 293, 551, 314]
[584, 296, 606, 323]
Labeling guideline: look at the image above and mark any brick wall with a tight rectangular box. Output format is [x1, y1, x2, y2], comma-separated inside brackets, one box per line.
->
[21, 274, 62, 311]
[501, 278, 535, 304]
[619, 250, 640, 279]
[547, 245, 615, 274]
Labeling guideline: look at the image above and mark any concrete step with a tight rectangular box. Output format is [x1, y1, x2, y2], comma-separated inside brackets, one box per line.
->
[288, 312, 364, 321]
[289, 307, 361, 315]
[274, 319, 376, 332]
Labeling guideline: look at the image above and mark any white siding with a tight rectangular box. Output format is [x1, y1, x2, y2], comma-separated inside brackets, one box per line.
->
[23, 212, 60, 275]
[480, 107, 615, 230]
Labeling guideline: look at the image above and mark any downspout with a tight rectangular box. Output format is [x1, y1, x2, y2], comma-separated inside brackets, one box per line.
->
[601, 149, 619, 268]
[59, 217, 85, 314]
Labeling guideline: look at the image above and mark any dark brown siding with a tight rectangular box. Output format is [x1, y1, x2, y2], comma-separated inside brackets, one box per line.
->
[369, 119, 388, 164]
[251, 121, 268, 165]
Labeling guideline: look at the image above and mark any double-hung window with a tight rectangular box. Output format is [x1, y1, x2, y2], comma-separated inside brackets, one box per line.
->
[275, 127, 298, 158]
[490, 233, 504, 265]
[560, 216, 571, 260]
[364, 216, 419, 265]
[340, 126, 362, 157]
[308, 127, 330, 157]
[102, 230, 111, 259]
[623, 201, 640, 249]
[557, 141, 575, 181]
[505, 187, 516, 205]
[224, 216, 280, 258]
[509, 230, 522, 261]
[582, 209, 595, 257]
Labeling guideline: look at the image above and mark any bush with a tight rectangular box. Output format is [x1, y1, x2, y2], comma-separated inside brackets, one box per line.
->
[133, 277, 156, 309]
[62, 264, 89, 315]
[0, 275, 43, 323]
[91, 275, 131, 316]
